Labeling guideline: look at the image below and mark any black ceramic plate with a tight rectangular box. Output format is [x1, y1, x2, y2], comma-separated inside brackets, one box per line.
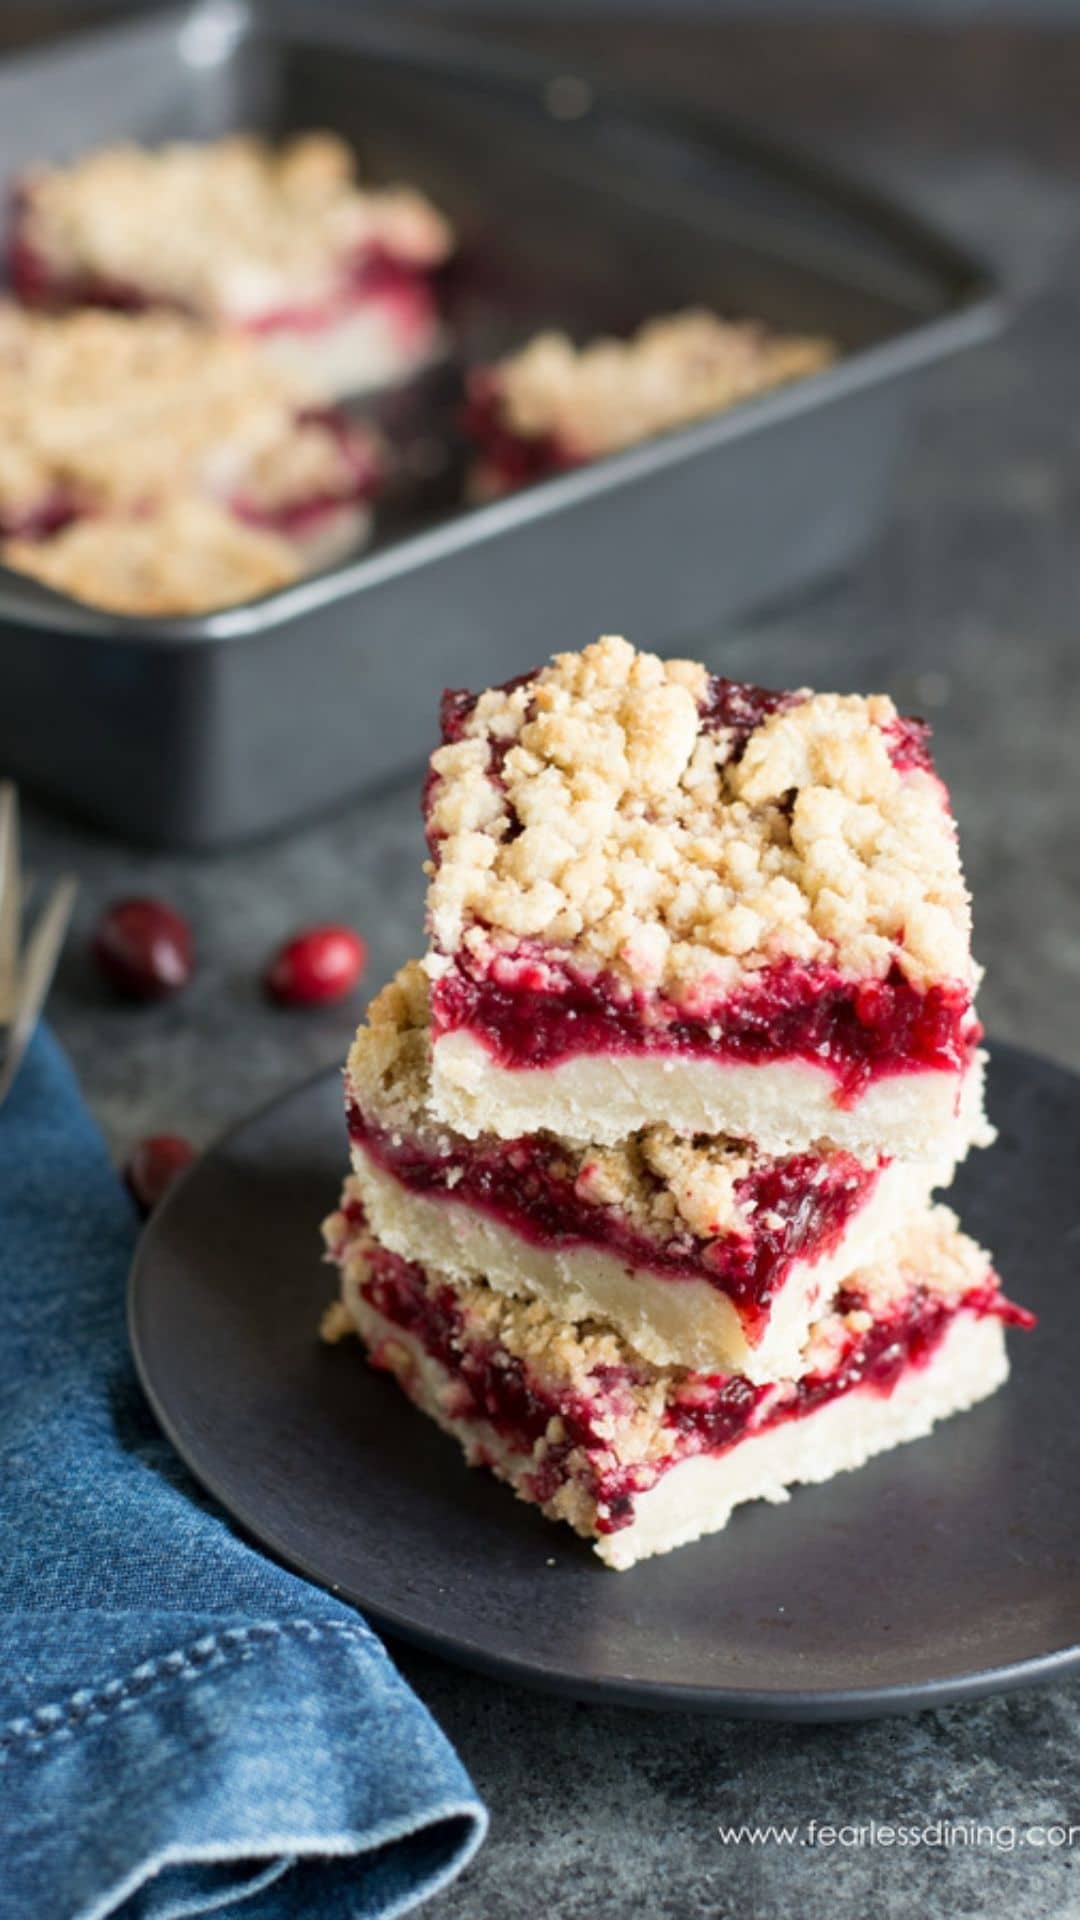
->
[130, 1043, 1080, 1720]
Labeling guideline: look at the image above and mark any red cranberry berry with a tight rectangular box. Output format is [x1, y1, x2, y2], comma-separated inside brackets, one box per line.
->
[264, 924, 366, 1007]
[93, 898, 194, 1001]
[125, 1133, 196, 1216]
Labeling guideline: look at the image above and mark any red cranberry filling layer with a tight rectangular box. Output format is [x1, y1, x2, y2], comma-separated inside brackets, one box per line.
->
[9, 205, 151, 312]
[349, 1103, 878, 1335]
[9, 201, 437, 341]
[461, 371, 581, 491]
[431, 952, 978, 1101]
[0, 485, 85, 541]
[361, 1239, 608, 1457]
[698, 675, 803, 748]
[356, 1236, 1027, 1536]
[661, 1281, 1030, 1458]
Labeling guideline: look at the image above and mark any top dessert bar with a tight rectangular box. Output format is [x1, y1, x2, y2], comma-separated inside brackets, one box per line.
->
[10, 132, 453, 397]
[463, 309, 835, 497]
[423, 635, 983, 1158]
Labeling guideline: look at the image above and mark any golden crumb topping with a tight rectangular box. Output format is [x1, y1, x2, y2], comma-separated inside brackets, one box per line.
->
[319, 1298, 355, 1345]
[487, 309, 833, 454]
[18, 132, 452, 318]
[347, 959, 865, 1249]
[4, 496, 300, 615]
[329, 1191, 995, 1471]
[0, 304, 369, 520]
[425, 634, 974, 999]
[347, 959, 434, 1132]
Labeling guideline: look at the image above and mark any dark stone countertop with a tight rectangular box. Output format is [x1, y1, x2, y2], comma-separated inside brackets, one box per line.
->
[15, 13, 1080, 1918]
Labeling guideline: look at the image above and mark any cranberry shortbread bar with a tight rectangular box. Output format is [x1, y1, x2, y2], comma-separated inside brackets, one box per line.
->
[345, 959, 983, 1378]
[463, 310, 834, 498]
[324, 1199, 1029, 1569]
[10, 133, 452, 397]
[4, 496, 301, 617]
[423, 636, 985, 1159]
[0, 306, 382, 609]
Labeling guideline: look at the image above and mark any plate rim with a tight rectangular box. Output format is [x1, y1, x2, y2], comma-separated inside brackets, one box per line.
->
[129, 1045, 1080, 1721]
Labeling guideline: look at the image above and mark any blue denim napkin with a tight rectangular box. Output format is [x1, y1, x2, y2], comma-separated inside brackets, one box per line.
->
[0, 1028, 486, 1920]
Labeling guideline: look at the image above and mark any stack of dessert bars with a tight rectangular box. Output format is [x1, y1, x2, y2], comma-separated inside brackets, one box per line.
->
[323, 635, 1030, 1569]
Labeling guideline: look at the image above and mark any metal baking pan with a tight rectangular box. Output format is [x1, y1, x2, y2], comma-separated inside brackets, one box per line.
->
[0, 0, 1003, 848]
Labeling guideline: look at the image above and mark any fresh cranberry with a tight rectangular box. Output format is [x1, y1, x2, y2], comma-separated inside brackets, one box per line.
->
[264, 924, 366, 1006]
[125, 1133, 196, 1216]
[92, 898, 194, 1001]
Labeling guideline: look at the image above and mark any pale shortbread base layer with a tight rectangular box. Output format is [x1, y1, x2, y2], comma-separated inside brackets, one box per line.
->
[429, 1029, 991, 1161]
[243, 302, 443, 398]
[340, 1277, 1007, 1569]
[348, 1143, 943, 1378]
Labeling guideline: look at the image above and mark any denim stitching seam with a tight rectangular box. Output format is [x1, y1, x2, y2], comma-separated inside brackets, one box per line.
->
[0, 1618, 367, 1760]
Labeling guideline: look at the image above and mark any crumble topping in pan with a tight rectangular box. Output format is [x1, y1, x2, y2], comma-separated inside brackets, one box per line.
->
[15, 133, 452, 318]
[0, 304, 367, 518]
[480, 309, 834, 455]
[4, 495, 301, 615]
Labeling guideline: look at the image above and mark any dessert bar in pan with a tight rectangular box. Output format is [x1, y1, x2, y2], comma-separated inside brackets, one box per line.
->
[10, 132, 453, 398]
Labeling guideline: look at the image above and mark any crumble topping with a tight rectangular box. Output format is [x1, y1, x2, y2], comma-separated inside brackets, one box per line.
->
[327, 1193, 995, 1473]
[347, 958, 865, 1249]
[4, 496, 301, 615]
[347, 960, 434, 1133]
[228, 412, 377, 516]
[425, 634, 974, 999]
[0, 305, 371, 519]
[319, 1298, 354, 1344]
[17, 132, 452, 318]
[483, 309, 834, 455]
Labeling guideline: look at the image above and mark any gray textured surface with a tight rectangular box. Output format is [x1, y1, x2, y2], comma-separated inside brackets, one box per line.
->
[15, 13, 1080, 1917]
